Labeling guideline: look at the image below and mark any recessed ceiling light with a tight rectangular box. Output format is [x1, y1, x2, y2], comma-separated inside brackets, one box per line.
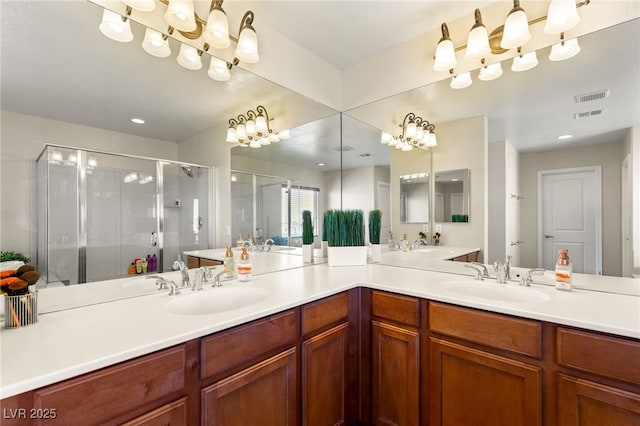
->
[558, 134, 573, 140]
[317, 163, 325, 167]
[131, 118, 145, 124]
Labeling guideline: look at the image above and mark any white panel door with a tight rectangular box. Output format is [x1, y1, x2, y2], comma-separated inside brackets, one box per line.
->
[539, 167, 601, 274]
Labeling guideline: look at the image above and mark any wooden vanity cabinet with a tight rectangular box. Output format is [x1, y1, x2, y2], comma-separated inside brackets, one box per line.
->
[428, 302, 543, 426]
[370, 290, 421, 426]
[186, 255, 221, 269]
[556, 327, 640, 425]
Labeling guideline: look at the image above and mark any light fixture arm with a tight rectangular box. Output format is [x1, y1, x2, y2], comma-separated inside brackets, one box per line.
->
[255, 105, 274, 134]
[238, 10, 255, 36]
[400, 112, 417, 139]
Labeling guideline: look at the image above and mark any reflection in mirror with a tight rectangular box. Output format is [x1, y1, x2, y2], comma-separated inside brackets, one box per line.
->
[400, 173, 429, 223]
[345, 19, 639, 278]
[434, 169, 469, 223]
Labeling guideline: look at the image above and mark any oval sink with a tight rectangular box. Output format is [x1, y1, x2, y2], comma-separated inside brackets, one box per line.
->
[165, 287, 268, 315]
[445, 281, 551, 304]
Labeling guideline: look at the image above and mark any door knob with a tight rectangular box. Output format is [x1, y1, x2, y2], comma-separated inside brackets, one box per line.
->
[544, 234, 554, 239]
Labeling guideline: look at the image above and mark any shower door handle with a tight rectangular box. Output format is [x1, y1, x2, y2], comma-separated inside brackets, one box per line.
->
[150, 232, 158, 247]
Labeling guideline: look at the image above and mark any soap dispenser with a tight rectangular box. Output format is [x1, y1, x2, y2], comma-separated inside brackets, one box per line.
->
[555, 249, 572, 291]
[223, 246, 235, 278]
[237, 247, 252, 282]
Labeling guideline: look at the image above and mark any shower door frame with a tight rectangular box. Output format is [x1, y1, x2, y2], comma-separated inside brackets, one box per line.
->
[36, 144, 214, 284]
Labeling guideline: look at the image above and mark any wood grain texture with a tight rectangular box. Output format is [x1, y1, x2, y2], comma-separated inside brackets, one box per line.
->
[120, 397, 188, 426]
[201, 348, 297, 426]
[557, 327, 640, 385]
[430, 302, 542, 358]
[371, 291, 420, 328]
[429, 337, 542, 426]
[301, 292, 349, 336]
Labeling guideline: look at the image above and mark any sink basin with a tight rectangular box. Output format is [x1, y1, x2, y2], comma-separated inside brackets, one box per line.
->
[445, 281, 551, 304]
[165, 287, 268, 315]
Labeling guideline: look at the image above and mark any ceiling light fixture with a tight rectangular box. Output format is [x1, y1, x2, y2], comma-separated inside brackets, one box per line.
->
[558, 134, 573, 140]
[131, 118, 145, 124]
[226, 105, 290, 148]
[380, 112, 437, 151]
[435, 0, 589, 89]
[95, 0, 258, 82]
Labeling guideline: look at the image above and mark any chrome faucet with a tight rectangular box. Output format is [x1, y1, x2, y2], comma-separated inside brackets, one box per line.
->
[521, 268, 545, 286]
[193, 266, 213, 291]
[212, 270, 225, 287]
[172, 256, 191, 288]
[167, 280, 180, 295]
[504, 255, 512, 280]
[465, 263, 489, 280]
[147, 275, 168, 290]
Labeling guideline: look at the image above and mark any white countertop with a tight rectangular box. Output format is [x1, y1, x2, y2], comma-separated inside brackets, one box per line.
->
[1, 258, 639, 399]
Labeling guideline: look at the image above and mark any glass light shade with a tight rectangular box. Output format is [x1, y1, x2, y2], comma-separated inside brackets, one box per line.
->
[426, 132, 438, 147]
[402, 143, 413, 152]
[249, 139, 261, 148]
[208, 57, 231, 81]
[395, 141, 404, 150]
[176, 43, 202, 70]
[235, 27, 259, 63]
[465, 26, 491, 60]
[236, 123, 246, 140]
[87, 156, 98, 168]
[204, 7, 231, 49]
[256, 115, 268, 133]
[388, 137, 398, 147]
[549, 38, 580, 61]
[544, 0, 580, 34]
[501, 8, 531, 49]
[433, 38, 456, 72]
[511, 51, 538, 72]
[226, 127, 238, 143]
[278, 129, 291, 139]
[50, 150, 63, 162]
[406, 122, 417, 139]
[142, 28, 171, 57]
[415, 127, 424, 141]
[381, 132, 393, 144]
[478, 62, 503, 81]
[259, 137, 270, 145]
[450, 72, 472, 89]
[165, 0, 196, 32]
[67, 153, 78, 164]
[99, 10, 133, 42]
[122, 0, 156, 12]
[269, 133, 280, 143]
[245, 119, 256, 137]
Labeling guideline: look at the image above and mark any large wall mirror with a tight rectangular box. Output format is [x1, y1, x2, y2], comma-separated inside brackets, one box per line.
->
[345, 19, 639, 278]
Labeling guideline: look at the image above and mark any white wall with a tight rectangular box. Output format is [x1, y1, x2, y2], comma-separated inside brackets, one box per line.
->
[519, 141, 625, 276]
[487, 141, 506, 263]
[0, 110, 178, 260]
[505, 140, 522, 266]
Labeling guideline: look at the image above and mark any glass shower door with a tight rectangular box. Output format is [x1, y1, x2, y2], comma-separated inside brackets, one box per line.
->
[85, 153, 158, 281]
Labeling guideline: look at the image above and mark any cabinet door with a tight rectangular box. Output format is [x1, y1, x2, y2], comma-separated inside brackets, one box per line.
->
[558, 374, 640, 425]
[121, 397, 187, 426]
[371, 320, 420, 426]
[430, 337, 541, 426]
[302, 322, 349, 426]
[202, 348, 297, 426]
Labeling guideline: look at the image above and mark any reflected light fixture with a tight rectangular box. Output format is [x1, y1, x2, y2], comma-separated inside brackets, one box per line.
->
[450, 71, 472, 89]
[99, 9, 133, 42]
[501, 0, 531, 50]
[96, 0, 259, 83]
[226, 106, 289, 148]
[380, 112, 437, 151]
[478, 62, 503, 81]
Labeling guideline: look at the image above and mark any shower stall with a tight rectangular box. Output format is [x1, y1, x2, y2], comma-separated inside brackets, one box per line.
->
[36, 145, 213, 284]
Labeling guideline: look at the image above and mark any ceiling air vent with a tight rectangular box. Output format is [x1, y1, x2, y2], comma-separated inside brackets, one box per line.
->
[574, 89, 609, 103]
[574, 109, 606, 119]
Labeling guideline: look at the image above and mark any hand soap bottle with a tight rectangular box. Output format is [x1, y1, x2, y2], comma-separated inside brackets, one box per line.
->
[236, 233, 244, 249]
[223, 246, 235, 278]
[237, 247, 252, 282]
[555, 249, 572, 291]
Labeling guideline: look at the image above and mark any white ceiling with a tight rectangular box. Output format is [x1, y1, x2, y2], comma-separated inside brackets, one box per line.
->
[1, 1, 638, 170]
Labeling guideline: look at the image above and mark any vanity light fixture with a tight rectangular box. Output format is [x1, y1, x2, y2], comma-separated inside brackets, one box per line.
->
[435, 0, 589, 89]
[380, 112, 437, 151]
[95, 0, 258, 82]
[226, 105, 290, 148]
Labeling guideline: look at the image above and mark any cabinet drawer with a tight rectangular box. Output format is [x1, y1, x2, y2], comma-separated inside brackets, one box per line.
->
[121, 397, 188, 426]
[557, 328, 640, 385]
[429, 302, 542, 358]
[33, 345, 186, 426]
[301, 292, 349, 336]
[201, 310, 297, 380]
[200, 258, 222, 267]
[371, 290, 420, 328]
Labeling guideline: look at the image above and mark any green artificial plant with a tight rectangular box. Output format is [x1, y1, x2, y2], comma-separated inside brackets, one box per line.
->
[368, 209, 382, 245]
[302, 210, 314, 245]
[325, 209, 365, 247]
